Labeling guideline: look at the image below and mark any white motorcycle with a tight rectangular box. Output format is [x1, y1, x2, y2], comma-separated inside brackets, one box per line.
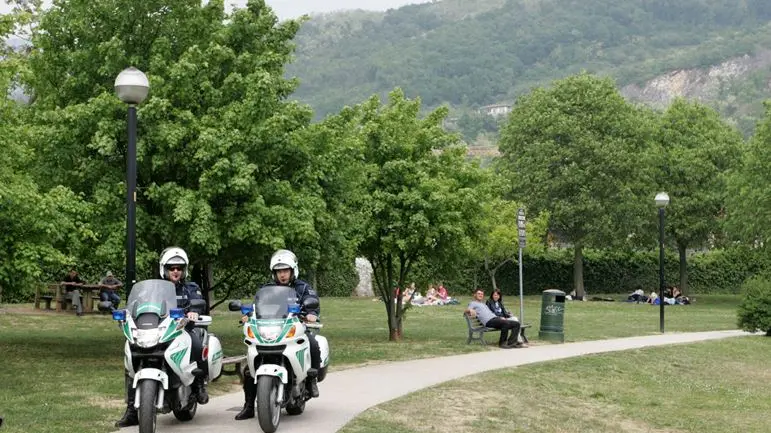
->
[114, 279, 224, 433]
[229, 285, 330, 433]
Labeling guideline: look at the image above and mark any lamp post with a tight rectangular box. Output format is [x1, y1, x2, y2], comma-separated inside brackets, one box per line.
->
[115, 67, 149, 295]
[655, 192, 670, 333]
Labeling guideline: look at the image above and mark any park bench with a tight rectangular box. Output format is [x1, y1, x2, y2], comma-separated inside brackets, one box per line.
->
[219, 355, 247, 383]
[463, 312, 531, 346]
[34, 284, 59, 310]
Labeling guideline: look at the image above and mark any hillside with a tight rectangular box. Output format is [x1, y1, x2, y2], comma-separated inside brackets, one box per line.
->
[287, 0, 771, 132]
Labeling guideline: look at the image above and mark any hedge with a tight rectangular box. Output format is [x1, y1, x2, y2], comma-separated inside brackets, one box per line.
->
[440, 246, 771, 297]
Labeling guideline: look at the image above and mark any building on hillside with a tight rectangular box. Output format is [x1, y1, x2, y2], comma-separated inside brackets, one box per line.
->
[478, 103, 512, 117]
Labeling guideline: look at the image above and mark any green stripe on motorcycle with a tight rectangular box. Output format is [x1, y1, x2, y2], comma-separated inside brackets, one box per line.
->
[170, 348, 186, 369]
[160, 326, 182, 343]
[122, 322, 131, 341]
[136, 302, 163, 315]
[295, 348, 306, 371]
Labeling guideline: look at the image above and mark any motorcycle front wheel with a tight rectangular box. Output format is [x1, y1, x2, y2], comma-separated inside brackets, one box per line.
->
[256, 376, 281, 433]
[138, 380, 158, 433]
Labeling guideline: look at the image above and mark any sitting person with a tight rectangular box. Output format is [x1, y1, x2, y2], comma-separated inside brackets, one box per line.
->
[437, 284, 448, 301]
[647, 291, 659, 304]
[61, 268, 85, 316]
[402, 283, 417, 304]
[485, 289, 518, 321]
[98, 271, 123, 310]
[422, 286, 439, 305]
[465, 289, 526, 349]
[627, 289, 648, 303]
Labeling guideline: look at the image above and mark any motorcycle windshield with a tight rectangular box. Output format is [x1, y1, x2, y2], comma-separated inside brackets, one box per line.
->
[126, 279, 177, 319]
[253, 285, 298, 319]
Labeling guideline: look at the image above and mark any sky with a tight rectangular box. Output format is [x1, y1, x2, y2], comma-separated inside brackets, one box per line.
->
[0, 1, 434, 19]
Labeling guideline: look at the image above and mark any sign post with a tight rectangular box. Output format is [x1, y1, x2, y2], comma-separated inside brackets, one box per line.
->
[517, 208, 526, 323]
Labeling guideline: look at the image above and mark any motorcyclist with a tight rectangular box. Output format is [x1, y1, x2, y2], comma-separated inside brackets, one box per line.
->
[114, 247, 209, 428]
[234, 249, 322, 421]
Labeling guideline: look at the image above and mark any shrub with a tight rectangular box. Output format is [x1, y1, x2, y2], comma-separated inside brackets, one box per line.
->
[737, 275, 771, 336]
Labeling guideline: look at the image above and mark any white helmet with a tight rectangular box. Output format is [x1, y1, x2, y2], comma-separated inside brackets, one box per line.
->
[159, 246, 189, 280]
[269, 249, 299, 281]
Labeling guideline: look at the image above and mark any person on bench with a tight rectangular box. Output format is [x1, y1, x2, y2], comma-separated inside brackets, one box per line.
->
[486, 289, 518, 322]
[61, 268, 84, 316]
[98, 271, 123, 310]
[465, 288, 525, 349]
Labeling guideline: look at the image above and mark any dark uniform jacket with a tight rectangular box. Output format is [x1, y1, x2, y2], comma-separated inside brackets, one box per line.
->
[175, 281, 204, 313]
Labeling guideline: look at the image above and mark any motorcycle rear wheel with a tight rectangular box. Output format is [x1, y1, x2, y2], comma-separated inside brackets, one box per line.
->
[256, 376, 281, 433]
[138, 380, 158, 433]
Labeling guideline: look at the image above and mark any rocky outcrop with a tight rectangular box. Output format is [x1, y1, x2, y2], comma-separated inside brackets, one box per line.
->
[621, 50, 771, 108]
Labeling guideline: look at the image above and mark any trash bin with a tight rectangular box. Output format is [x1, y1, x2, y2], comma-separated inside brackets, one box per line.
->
[538, 289, 566, 343]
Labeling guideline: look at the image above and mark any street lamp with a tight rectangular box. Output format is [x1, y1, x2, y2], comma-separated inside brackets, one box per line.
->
[115, 67, 149, 294]
[655, 192, 670, 333]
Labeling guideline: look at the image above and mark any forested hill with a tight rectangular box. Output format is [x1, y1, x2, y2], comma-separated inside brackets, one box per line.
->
[287, 0, 771, 123]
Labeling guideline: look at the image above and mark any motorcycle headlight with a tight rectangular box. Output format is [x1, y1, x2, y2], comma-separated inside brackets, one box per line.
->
[258, 325, 282, 341]
[134, 329, 162, 348]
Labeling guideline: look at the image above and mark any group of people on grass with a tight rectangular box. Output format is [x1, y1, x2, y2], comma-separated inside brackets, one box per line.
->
[627, 286, 691, 305]
[59, 268, 124, 316]
[395, 282, 459, 306]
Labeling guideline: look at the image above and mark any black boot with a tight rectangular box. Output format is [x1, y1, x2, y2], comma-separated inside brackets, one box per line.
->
[306, 368, 319, 398]
[115, 375, 138, 427]
[234, 379, 256, 420]
[115, 406, 138, 428]
[193, 376, 209, 404]
[308, 377, 319, 398]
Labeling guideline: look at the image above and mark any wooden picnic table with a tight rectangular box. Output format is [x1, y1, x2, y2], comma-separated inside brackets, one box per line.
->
[35, 283, 106, 313]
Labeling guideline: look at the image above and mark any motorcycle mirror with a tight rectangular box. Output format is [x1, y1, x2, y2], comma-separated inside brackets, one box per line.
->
[228, 300, 243, 312]
[302, 297, 319, 312]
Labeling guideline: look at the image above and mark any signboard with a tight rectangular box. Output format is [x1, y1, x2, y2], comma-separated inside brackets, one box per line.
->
[517, 208, 526, 249]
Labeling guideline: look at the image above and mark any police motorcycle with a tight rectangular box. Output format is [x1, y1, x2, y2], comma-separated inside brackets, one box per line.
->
[114, 279, 224, 433]
[229, 285, 330, 433]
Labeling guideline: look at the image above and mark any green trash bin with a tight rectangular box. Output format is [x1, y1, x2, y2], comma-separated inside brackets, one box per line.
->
[538, 289, 566, 343]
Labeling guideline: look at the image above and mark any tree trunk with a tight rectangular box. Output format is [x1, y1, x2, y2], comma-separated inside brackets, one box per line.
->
[678, 243, 688, 295]
[484, 256, 498, 292]
[573, 244, 585, 299]
[193, 262, 214, 314]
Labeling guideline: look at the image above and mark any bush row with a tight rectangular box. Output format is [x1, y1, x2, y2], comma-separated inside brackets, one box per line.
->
[440, 246, 771, 297]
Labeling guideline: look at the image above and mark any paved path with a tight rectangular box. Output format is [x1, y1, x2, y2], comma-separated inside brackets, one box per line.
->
[116, 330, 747, 433]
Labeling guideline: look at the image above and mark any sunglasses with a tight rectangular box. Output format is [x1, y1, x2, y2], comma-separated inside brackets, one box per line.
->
[168, 266, 184, 272]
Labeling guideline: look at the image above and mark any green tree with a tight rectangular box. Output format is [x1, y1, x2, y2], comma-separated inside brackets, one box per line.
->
[497, 73, 655, 298]
[0, 32, 91, 300]
[655, 98, 742, 294]
[477, 194, 550, 292]
[18, 0, 333, 302]
[356, 89, 489, 341]
[727, 101, 771, 245]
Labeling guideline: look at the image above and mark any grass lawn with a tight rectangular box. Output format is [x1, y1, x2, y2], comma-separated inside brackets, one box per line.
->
[0, 294, 746, 432]
[341, 336, 771, 433]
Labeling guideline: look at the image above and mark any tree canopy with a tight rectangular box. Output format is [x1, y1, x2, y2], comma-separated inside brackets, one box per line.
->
[497, 73, 655, 297]
[355, 89, 490, 340]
